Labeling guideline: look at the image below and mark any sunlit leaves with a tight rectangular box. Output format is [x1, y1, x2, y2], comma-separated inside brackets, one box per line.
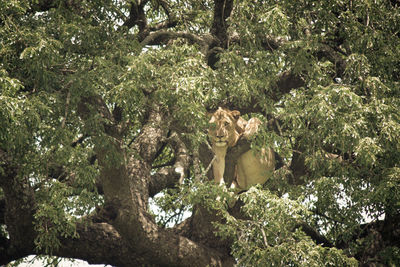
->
[150, 180, 232, 227]
[150, 186, 192, 228]
[1, 0, 399, 264]
[278, 55, 399, 259]
[0, 2, 117, 256]
[168, 0, 213, 33]
[216, 187, 357, 266]
[112, 43, 212, 137]
[34, 180, 79, 254]
[0, 68, 24, 96]
[32, 144, 100, 254]
[0, 0, 30, 18]
[0, 90, 42, 155]
[230, 1, 290, 49]
[344, 54, 370, 83]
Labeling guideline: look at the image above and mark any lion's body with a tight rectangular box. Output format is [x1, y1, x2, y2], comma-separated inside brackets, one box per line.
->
[208, 107, 275, 191]
[234, 148, 275, 190]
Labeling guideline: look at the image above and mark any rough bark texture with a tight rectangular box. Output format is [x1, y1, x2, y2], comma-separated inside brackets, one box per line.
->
[85, 104, 234, 266]
[0, 165, 36, 263]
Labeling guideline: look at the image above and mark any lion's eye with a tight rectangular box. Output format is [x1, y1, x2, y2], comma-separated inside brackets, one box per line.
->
[224, 121, 229, 126]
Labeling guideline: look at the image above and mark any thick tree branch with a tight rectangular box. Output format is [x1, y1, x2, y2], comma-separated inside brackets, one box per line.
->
[149, 133, 190, 197]
[0, 171, 36, 264]
[123, 0, 179, 43]
[141, 30, 211, 48]
[123, 0, 149, 31]
[0, 215, 132, 266]
[149, 167, 180, 197]
[275, 71, 305, 97]
[55, 221, 132, 266]
[211, 0, 234, 47]
[133, 105, 170, 163]
[296, 223, 333, 247]
[83, 103, 233, 266]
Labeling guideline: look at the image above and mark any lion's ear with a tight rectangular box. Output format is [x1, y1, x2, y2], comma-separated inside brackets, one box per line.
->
[231, 110, 241, 121]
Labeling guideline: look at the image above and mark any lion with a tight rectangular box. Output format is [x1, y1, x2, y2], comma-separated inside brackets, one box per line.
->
[208, 107, 275, 191]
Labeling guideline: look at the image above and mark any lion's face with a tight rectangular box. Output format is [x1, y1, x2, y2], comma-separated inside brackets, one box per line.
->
[208, 107, 241, 148]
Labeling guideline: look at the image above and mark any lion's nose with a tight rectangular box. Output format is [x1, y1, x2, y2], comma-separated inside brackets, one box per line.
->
[216, 134, 224, 139]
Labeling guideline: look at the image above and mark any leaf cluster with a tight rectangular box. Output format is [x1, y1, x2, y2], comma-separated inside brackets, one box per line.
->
[216, 187, 358, 266]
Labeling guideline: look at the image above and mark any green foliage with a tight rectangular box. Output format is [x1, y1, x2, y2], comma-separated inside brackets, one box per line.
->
[1, 0, 399, 265]
[151, 187, 191, 228]
[34, 180, 79, 254]
[380, 246, 400, 267]
[0, 71, 44, 159]
[215, 187, 357, 266]
[32, 145, 101, 254]
[158, 181, 358, 266]
[151, 180, 233, 227]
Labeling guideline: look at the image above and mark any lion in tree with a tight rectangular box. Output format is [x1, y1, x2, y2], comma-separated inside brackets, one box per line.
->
[208, 107, 275, 190]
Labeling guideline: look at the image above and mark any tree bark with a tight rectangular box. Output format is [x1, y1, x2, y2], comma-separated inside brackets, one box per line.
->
[77, 95, 234, 266]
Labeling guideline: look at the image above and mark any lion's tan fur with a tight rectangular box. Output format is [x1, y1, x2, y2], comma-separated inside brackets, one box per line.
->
[208, 107, 275, 190]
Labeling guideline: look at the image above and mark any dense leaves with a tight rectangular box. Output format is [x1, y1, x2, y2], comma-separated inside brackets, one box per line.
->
[0, 0, 399, 266]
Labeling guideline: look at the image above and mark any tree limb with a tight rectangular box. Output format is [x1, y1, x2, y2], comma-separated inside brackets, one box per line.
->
[296, 223, 333, 247]
[149, 133, 191, 197]
[0, 167, 36, 263]
[122, 0, 149, 31]
[141, 30, 210, 49]
[211, 0, 234, 47]
[55, 221, 132, 266]
[275, 71, 305, 98]
[87, 103, 233, 266]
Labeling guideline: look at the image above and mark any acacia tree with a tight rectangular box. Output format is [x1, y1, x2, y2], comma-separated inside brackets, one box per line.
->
[1, 0, 399, 266]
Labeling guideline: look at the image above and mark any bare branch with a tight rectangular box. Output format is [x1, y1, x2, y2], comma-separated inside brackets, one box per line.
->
[296, 223, 334, 248]
[56, 221, 131, 266]
[149, 19, 178, 32]
[275, 71, 305, 97]
[149, 167, 179, 197]
[149, 132, 190, 197]
[123, 0, 149, 31]
[61, 89, 71, 128]
[141, 30, 210, 49]
[211, 0, 234, 46]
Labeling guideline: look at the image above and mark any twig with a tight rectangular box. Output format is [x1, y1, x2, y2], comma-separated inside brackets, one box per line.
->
[201, 140, 217, 177]
[141, 30, 208, 48]
[203, 154, 216, 178]
[61, 89, 71, 128]
[261, 228, 269, 248]
[274, 118, 283, 136]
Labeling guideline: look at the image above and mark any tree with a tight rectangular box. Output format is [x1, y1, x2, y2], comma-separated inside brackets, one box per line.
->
[1, 0, 399, 266]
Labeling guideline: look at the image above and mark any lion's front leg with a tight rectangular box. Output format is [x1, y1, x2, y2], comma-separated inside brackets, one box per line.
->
[212, 150, 231, 203]
[212, 148, 227, 186]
